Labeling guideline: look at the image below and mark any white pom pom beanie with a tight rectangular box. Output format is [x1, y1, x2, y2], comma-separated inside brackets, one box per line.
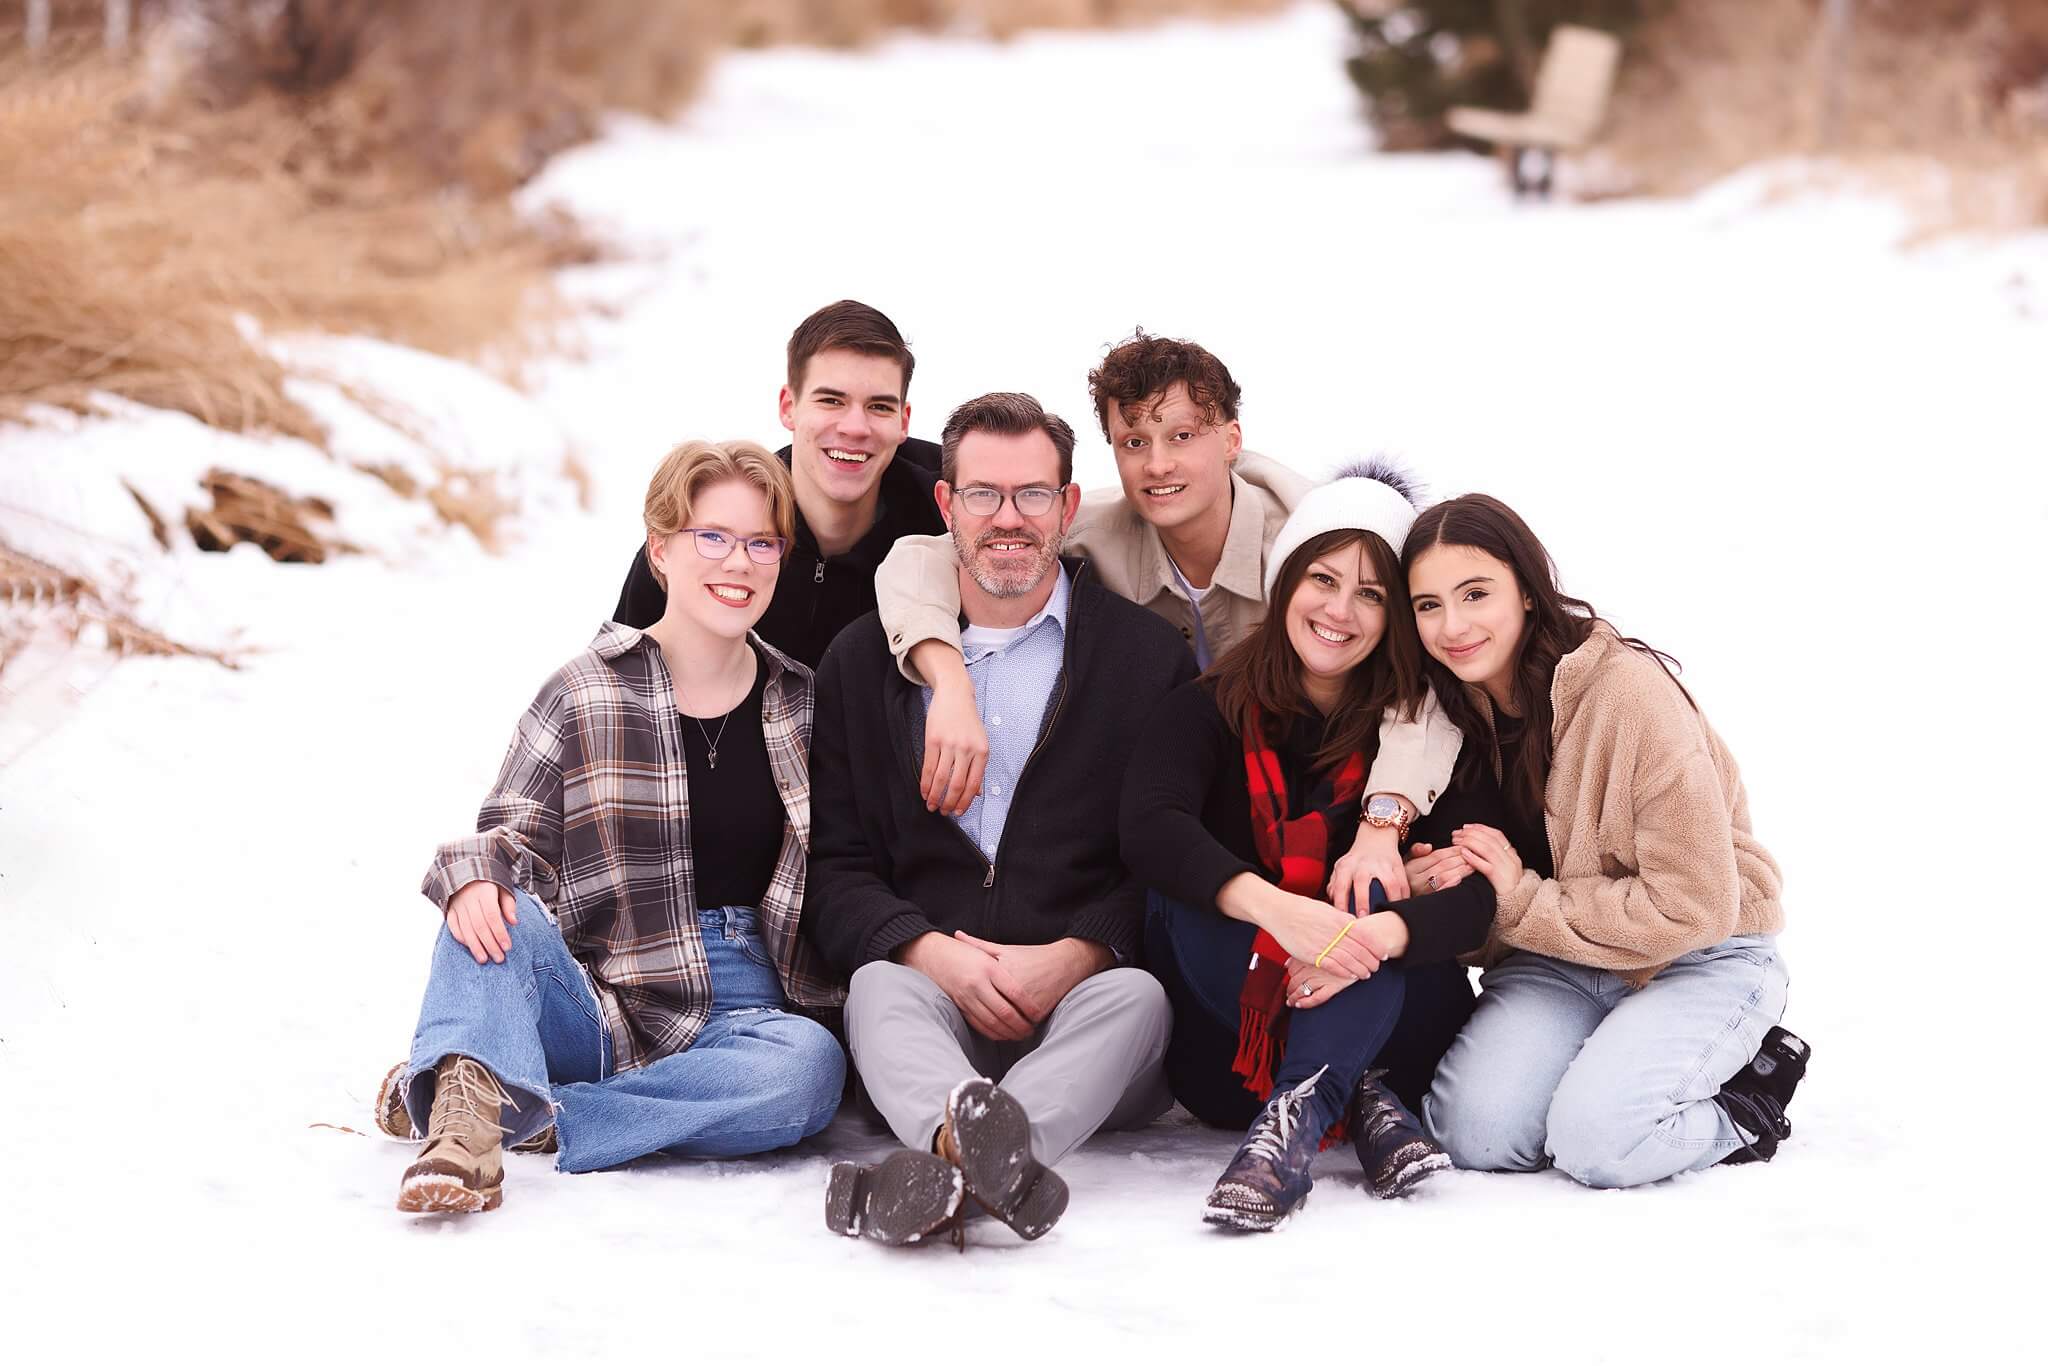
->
[1262, 460, 1422, 600]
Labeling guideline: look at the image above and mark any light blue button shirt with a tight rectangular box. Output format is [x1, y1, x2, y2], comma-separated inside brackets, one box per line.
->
[923, 565, 1070, 862]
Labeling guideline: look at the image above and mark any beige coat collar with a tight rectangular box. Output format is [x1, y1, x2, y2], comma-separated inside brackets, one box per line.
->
[1129, 467, 1270, 606]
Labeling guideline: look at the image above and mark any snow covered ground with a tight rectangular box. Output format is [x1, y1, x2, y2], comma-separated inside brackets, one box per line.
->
[4, 5, 2043, 1360]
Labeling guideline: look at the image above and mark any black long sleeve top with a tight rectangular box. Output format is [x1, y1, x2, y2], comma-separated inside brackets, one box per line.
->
[676, 644, 784, 912]
[1119, 679, 1504, 965]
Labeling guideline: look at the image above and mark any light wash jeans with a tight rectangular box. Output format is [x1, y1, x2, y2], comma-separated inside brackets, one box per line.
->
[404, 890, 844, 1174]
[1422, 936, 1789, 1189]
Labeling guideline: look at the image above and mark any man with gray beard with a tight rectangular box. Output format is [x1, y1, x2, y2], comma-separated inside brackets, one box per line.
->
[807, 392, 1196, 1248]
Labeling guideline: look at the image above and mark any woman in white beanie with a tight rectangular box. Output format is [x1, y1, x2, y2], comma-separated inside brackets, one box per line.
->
[1120, 461, 1509, 1231]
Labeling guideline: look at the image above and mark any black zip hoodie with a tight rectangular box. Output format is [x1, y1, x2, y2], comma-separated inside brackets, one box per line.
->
[611, 438, 945, 670]
[807, 557, 1198, 974]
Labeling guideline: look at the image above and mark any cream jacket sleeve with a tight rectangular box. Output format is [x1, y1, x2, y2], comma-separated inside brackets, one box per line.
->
[1365, 690, 1461, 816]
[1490, 685, 1750, 974]
[873, 533, 965, 685]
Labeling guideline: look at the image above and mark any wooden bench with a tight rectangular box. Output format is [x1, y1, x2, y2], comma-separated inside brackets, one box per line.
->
[1447, 25, 1622, 198]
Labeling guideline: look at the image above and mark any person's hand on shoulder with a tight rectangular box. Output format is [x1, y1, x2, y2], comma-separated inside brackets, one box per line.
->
[915, 644, 988, 816]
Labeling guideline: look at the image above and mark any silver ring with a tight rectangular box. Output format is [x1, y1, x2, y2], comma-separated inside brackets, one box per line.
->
[1426, 874, 1438, 891]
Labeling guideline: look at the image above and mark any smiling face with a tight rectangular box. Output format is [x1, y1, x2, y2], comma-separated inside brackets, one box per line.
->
[1407, 542, 1534, 711]
[939, 427, 1080, 602]
[1106, 382, 1242, 536]
[646, 477, 782, 642]
[777, 347, 911, 510]
[1281, 536, 1388, 707]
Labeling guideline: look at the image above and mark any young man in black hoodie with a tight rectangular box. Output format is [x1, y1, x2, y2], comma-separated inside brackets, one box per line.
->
[609, 300, 946, 667]
[810, 393, 1195, 1248]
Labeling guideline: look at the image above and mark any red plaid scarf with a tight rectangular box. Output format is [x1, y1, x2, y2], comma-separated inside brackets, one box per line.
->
[1235, 705, 1367, 1099]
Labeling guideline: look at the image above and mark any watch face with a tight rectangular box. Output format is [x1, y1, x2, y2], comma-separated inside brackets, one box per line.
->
[1366, 796, 1401, 821]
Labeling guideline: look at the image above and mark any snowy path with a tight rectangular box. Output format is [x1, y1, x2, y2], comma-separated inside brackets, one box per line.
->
[3, 6, 2042, 1360]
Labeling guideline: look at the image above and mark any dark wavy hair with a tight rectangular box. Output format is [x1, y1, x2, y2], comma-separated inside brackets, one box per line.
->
[1402, 494, 1690, 825]
[1209, 527, 1424, 772]
[1086, 329, 1242, 439]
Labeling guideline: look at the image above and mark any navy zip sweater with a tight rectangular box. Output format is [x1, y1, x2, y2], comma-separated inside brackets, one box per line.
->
[807, 557, 1198, 975]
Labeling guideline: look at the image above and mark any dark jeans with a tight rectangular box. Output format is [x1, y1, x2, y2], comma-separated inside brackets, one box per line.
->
[1144, 890, 1476, 1132]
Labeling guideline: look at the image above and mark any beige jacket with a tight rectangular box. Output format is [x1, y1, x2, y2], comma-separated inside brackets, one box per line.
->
[871, 452, 1463, 813]
[1482, 623, 1785, 987]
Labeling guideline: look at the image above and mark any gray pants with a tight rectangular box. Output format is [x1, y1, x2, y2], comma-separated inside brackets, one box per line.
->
[844, 960, 1173, 1167]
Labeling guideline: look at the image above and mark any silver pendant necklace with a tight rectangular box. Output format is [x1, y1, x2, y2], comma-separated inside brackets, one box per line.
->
[677, 653, 746, 769]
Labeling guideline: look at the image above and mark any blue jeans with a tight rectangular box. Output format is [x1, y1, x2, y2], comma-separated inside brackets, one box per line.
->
[1143, 891, 1475, 1133]
[1422, 937, 1790, 1189]
[405, 891, 844, 1174]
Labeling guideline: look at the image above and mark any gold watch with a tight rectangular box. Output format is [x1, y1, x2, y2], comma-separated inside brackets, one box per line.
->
[1361, 794, 1411, 843]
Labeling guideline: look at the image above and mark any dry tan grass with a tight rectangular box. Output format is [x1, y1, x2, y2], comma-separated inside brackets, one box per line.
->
[1601, 0, 2048, 230]
[2, 0, 1304, 679]
[1, 537, 239, 673]
[2, 2, 716, 451]
[725, 0, 1291, 47]
[4, 0, 1287, 453]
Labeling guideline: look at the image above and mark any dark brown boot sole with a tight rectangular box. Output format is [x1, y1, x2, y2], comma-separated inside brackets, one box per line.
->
[397, 1158, 504, 1214]
[945, 1079, 1068, 1241]
[824, 1151, 962, 1246]
[374, 1062, 418, 1141]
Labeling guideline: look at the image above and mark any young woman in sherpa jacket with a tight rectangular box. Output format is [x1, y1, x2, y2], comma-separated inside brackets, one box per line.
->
[1406, 493, 1808, 1190]
[1120, 463, 1506, 1232]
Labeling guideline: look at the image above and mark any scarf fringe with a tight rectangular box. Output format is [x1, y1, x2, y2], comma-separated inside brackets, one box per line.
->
[1232, 1005, 1278, 1097]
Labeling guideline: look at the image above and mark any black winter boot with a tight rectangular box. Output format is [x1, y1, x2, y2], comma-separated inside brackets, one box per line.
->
[1715, 1026, 1810, 1164]
[824, 1150, 965, 1246]
[939, 1078, 1069, 1241]
[1203, 1067, 1328, 1232]
[1350, 1068, 1452, 1198]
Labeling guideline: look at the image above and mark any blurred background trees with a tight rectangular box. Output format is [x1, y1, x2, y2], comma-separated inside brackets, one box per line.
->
[1336, 0, 1653, 150]
[1336, 0, 2048, 216]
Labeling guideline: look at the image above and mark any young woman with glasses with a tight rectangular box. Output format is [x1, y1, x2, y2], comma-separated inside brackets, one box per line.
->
[381, 439, 847, 1215]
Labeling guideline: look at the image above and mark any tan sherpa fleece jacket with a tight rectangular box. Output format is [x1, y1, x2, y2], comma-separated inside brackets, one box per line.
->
[1480, 623, 1784, 987]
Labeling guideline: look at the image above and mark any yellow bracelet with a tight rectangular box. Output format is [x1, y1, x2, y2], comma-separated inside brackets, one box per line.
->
[1313, 920, 1356, 969]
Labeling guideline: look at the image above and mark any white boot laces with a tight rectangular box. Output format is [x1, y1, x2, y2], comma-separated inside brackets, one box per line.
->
[1244, 1065, 1328, 1164]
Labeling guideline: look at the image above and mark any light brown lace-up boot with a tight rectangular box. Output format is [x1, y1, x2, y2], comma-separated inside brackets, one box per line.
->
[375, 1060, 556, 1153]
[396, 1057, 509, 1214]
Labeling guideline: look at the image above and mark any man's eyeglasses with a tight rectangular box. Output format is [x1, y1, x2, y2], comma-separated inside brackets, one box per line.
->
[951, 484, 1067, 518]
[677, 528, 789, 564]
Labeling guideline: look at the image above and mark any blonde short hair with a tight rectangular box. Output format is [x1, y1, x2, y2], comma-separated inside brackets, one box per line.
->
[643, 440, 796, 548]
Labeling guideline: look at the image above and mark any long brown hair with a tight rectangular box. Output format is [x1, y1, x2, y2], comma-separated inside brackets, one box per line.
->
[1402, 494, 1690, 824]
[1209, 528, 1425, 771]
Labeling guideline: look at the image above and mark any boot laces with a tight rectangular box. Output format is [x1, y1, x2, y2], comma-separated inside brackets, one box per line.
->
[432, 1059, 514, 1142]
[1244, 1066, 1327, 1165]
[1361, 1090, 1405, 1146]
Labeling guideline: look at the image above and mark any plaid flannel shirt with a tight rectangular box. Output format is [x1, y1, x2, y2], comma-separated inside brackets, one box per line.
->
[421, 623, 845, 1073]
